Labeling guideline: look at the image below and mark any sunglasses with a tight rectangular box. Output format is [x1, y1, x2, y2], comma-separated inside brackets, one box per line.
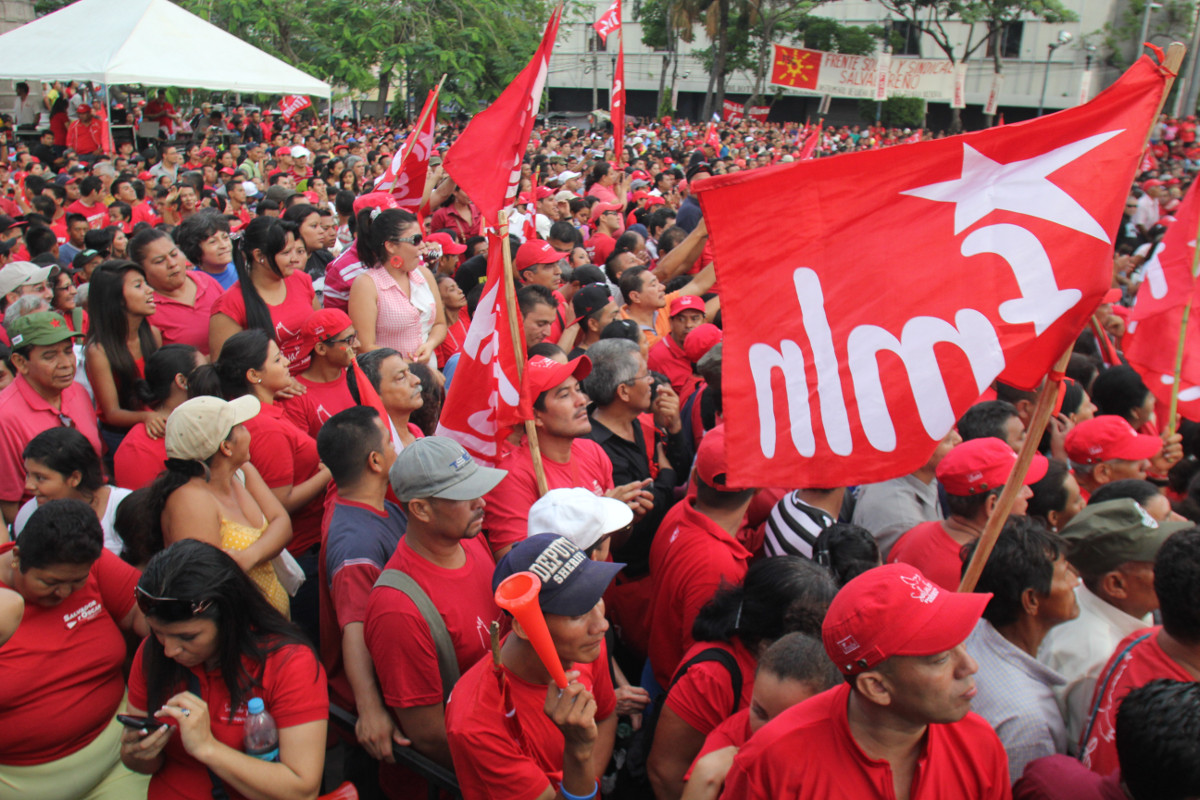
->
[395, 233, 423, 246]
[135, 586, 213, 621]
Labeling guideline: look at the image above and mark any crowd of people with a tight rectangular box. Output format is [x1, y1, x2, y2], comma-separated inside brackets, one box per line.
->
[0, 77, 1199, 800]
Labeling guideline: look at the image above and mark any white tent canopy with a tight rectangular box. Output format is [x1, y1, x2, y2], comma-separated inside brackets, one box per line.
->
[0, 0, 330, 98]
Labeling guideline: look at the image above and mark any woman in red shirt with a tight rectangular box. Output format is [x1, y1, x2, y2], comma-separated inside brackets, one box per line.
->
[49, 265, 87, 334]
[120, 539, 328, 800]
[434, 273, 470, 366]
[210, 217, 319, 376]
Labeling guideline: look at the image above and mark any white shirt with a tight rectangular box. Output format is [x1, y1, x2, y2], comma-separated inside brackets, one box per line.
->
[14, 486, 133, 556]
[11, 95, 37, 127]
[1037, 584, 1152, 754]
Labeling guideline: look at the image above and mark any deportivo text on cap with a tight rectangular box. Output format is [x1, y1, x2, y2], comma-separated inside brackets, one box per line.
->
[518, 355, 591, 420]
[936, 437, 1048, 497]
[527, 488, 633, 551]
[165, 395, 260, 462]
[1064, 415, 1163, 466]
[493, 533, 625, 616]
[388, 435, 507, 502]
[821, 564, 991, 675]
[1059, 497, 1192, 576]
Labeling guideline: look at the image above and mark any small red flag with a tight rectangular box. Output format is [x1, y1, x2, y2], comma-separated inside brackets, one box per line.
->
[443, 4, 563, 221]
[798, 120, 823, 160]
[696, 55, 1170, 487]
[770, 45, 821, 90]
[704, 122, 720, 151]
[435, 233, 527, 465]
[593, 0, 621, 44]
[612, 28, 626, 165]
[279, 95, 311, 121]
[374, 84, 441, 210]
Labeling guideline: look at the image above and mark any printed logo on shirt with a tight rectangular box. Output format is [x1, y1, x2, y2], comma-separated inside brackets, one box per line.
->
[63, 599, 102, 630]
[900, 573, 939, 604]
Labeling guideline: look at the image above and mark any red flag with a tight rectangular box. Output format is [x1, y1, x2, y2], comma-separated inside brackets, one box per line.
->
[1132, 178, 1199, 321]
[348, 361, 392, 444]
[279, 95, 311, 121]
[704, 122, 720, 151]
[747, 105, 770, 123]
[612, 24, 626, 165]
[593, 0, 620, 44]
[770, 45, 821, 90]
[435, 232, 527, 464]
[1126, 302, 1200, 422]
[695, 55, 1170, 487]
[904, 129, 924, 144]
[374, 84, 441, 210]
[442, 4, 563, 222]
[798, 120, 822, 160]
[722, 99, 745, 124]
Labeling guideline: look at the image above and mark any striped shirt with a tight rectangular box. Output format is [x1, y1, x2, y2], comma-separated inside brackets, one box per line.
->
[762, 492, 835, 559]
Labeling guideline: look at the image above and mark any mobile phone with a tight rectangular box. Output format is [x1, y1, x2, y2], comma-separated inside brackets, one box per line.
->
[116, 714, 155, 730]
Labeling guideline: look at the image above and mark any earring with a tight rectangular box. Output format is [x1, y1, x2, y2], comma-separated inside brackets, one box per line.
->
[389, 255, 403, 268]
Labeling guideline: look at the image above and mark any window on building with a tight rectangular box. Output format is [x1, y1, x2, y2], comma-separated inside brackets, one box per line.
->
[985, 21, 1024, 59]
[891, 20, 922, 56]
[587, 29, 607, 52]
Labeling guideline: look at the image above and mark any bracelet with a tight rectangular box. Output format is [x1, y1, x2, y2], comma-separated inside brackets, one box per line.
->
[560, 780, 599, 800]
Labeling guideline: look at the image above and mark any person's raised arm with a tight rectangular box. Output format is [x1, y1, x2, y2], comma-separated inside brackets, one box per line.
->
[653, 219, 708, 283]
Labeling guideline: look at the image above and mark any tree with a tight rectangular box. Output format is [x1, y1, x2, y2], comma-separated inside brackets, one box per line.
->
[744, 13, 881, 109]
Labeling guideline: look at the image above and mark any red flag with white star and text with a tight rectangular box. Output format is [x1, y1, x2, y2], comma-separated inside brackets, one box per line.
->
[374, 84, 440, 210]
[696, 55, 1170, 487]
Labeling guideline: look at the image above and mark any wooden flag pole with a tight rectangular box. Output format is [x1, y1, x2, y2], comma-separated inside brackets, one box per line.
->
[959, 346, 1072, 593]
[1140, 44, 1187, 151]
[497, 210, 550, 497]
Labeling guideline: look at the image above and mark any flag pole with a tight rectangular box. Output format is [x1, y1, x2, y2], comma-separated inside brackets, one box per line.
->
[959, 346, 1073, 593]
[497, 210, 550, 496]
[401, 74, 446, 167]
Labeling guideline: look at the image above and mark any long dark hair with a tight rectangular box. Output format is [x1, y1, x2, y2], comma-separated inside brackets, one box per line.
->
[354, 208, 417, 269]
[139, 540, 314, 722]
[136, 344, 199, 410]
[85, 260, 159, 410]
[23, 427, 104, 495]
[233, 216, 297, 337]
[213, 329, 271, 400]
[692, 556, 838, 651]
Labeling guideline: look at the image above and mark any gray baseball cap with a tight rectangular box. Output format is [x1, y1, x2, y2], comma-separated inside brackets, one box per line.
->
[389, 436, 508, 502]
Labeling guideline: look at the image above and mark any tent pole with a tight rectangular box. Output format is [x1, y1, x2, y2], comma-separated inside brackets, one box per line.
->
[104, 82, 114, 155]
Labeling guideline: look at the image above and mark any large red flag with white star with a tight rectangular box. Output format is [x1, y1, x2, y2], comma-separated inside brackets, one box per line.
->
[697, 55, 1171, 487]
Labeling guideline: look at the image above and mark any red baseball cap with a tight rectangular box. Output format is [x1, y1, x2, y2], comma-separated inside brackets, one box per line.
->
[275, 146, 292, 157]
[1064, 415, 1163, 465]
[199, 147, 217, 158]
[352, 192, 400, 216]
[427, 232, 466, 255]
[515, 240, 563, 273]
[695, 424, 738, 489]
[519, 355, 591, 419]
[936, 437, 1047, 497]
[589, 201, 623, 222]
[299, 308, 353, 355]
[532, 186, 554, 201]
[822, 564, 991, 675]
[1142, 179, 1164, 188]
[684, 323, 722, 363]
[669, 295, 705, 317]
[138, 171, 154, 181]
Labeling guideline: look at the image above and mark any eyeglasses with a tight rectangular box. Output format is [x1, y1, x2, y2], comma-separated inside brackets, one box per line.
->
[135, 586, 213, 620]
[395, 234, 423, 246]
[324, 331, 358, 346]
[623, 372, 652, 386]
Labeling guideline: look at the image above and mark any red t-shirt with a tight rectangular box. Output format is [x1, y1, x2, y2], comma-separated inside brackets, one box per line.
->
[213, 270, 317, 374]
[720, 683, 1011, 800]
[666, 638, 757, 737]
[319, 498, 407, 710]
[887, 521, 966, 591]
[0, 547, 139, 765]
[128, 641, 328, 800]
[0, 376, 101, 504]
[244, 402, 325, 554]
[65, 198, 108, 230]
[1080, 628, 1192, 777]
[445, 635, 616, 800]
[586, 233, 615, 266]
[647, 498, 753, 687]
[435, 312, 471, 366]
[132, 201, 162, 229]
[279, 372, 355, 441]
[689, 708, 752, 780]
[151, 271, 223, 354]
[647, 334, 699, 402]
[483, 438, 615, 556]
[364, 535, 505, 709]
[113, 421, 167, 490]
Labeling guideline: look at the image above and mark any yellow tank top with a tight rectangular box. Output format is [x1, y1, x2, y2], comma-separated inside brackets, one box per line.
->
[219, 517, 290, 617]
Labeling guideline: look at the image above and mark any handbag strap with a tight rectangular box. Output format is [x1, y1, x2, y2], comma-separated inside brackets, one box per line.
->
[185, 671, 231, 800]
[374, 568, 461, 702]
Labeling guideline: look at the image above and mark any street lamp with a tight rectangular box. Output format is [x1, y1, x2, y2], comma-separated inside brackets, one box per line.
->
[1139, 2, 1163, 51]
[1037, 30, 1074, 116]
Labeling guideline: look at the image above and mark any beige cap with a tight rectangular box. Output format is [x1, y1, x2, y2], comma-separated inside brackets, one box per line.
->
[0, 261, 53, 297]
[165, 395, 261, 461]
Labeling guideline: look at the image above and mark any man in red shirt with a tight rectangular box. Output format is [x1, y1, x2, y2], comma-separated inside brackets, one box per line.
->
[586, 201, 623, 265]
[365, 436, 508, 777]
[646, 424, 755, 689]
[445, 533, 621, 800]
[889, 437, 1047, 590]
[648, 294, 706, 398]
[430, 185, 482, 241]
[64, 176, 108, 230]
[721, 564, 1010, 800]
[483, 355, 649, 559]
[1080, 527, 1200, 777]
[65, 104, 108, 157]
[1064, 416, 1166, 500]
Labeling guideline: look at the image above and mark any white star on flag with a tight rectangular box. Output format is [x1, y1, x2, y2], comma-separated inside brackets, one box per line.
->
[901, 130, 1124, 242]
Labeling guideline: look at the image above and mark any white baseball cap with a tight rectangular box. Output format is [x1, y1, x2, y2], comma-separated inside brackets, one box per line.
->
[527, 487, 633, 551]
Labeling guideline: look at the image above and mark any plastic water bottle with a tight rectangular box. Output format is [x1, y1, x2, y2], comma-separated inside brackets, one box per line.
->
[243, 697, 279, 762]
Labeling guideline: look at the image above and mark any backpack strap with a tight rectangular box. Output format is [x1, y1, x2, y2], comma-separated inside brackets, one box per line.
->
[667, 646, 743, 717]
[374, 569, 461, 703]
[1078, 631, 1154, 758]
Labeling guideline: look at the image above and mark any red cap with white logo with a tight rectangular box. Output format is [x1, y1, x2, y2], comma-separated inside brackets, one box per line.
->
[1064, 415, 1163, 466]
[936, 437, 1047, 497]
[821, 564, 990, 675]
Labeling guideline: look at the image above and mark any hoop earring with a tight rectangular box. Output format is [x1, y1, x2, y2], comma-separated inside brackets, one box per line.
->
[389, 255, 403, 268]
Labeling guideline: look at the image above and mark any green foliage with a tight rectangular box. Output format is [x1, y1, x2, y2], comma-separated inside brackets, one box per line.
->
[857, 96, 924, 127]
[797, 17, 883, 55]
[1098, 0, 1195, 70]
